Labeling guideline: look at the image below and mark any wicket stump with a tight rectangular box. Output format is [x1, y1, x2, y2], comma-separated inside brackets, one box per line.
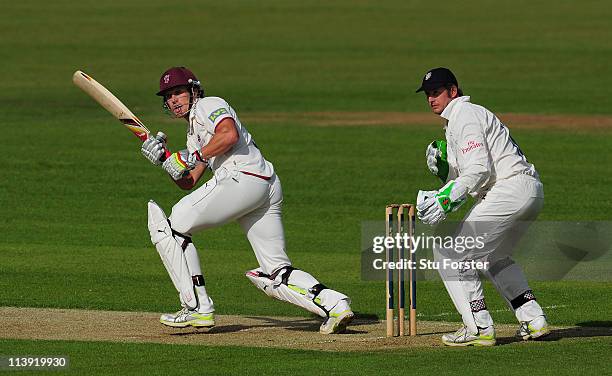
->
[385, 204, 417, 337]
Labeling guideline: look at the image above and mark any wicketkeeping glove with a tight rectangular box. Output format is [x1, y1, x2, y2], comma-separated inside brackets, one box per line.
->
[416, 180, 467, 225]
[416, 190, 443, 224]
[142, 131, 168, 165]
[426, 140, 449, 182]
[162, 149, 199, 180]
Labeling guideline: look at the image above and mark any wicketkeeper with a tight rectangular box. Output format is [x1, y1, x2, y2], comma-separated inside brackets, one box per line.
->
[140, 66, 353, 334]
[415, 67, 550, 346]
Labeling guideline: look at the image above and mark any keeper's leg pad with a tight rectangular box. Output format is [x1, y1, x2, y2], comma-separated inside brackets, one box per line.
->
[245, 267, 350, 318]
[147, 200, 197, 310]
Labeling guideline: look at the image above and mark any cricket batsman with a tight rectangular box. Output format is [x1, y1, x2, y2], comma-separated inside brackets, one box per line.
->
[415, 67, 550, 346]
[140, 66, 354, 334]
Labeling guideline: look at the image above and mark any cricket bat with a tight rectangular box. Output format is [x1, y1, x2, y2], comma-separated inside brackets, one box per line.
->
[72, 70, 170, 159]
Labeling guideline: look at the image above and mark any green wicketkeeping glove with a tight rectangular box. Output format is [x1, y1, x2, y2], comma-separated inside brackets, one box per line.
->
[426, 140, 449, 182]
[416, 180, 467, 225]
[435, 180, 466, 214]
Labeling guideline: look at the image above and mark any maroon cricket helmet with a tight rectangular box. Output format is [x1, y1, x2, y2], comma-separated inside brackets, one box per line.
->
[156, 66, 200, 96]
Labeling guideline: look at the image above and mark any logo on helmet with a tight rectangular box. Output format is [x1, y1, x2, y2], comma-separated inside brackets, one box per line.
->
[163, 74, 170, 84]
[425, 72, 432, 81]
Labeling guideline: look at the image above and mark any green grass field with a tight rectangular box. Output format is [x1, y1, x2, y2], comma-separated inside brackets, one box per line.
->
[3, 338, 610, 376]
[1, 0, 611, 374]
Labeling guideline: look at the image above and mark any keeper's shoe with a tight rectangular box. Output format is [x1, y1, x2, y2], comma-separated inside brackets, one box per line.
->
[160, 307, 215, 328]
[517, 315, 550, 340]
[319, 299, 354, 334]
[442, 325, 496, 347]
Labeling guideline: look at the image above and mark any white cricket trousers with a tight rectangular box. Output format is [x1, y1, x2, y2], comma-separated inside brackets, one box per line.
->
[169, 166, 291, 274]
[434, 173, 545, 331]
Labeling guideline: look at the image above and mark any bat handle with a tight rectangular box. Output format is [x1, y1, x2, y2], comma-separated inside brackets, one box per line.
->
[155, 131, 167, 142]
[154, 131, 171, 162]
[161, 149, 171, 162]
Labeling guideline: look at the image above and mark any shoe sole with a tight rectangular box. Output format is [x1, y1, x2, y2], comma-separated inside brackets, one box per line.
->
[160, 319, 215, 328]
[442, 338, 496, 347]
[333, 312, 355, 333]
[521, 327, 550, 340]
[320, 312, 355, 334]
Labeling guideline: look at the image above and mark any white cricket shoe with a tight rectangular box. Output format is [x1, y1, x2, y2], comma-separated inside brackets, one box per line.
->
[517, 315, 550, 340]
[442, 325, 496, 347]
[319, 299, 354, 334]
[160, 307, 215, 328]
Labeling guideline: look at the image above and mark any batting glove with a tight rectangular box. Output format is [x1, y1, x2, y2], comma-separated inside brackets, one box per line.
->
[142, 131, 168, 165]
[426, 140, 449, 182]
[162, 149, 199, 180]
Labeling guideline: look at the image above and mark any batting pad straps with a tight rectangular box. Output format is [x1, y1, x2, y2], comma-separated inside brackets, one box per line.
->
[270, 265, 296, 284]
[169, 223, 192, 251]
[309, 283, 330, 316]
[309, 283, 328, 298]
[511, 290, 537, 310]
[192, 275, 205, 286]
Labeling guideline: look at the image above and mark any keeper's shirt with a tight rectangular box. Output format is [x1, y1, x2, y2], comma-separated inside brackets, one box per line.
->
[441, 96, 538, 198]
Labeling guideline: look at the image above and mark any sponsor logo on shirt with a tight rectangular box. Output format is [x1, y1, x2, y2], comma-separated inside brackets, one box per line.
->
[208, 108, 229, 123]
[461, 140, 483, 154]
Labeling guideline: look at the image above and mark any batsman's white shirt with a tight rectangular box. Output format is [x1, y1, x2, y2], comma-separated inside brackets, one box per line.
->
[442, 96, 538, 198]
[186, 96, 274, 178]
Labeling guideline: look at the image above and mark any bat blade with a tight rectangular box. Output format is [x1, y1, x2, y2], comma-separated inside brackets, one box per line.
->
[72, 70, 150, 142]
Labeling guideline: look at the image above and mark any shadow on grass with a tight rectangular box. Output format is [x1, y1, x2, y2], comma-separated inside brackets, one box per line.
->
[497, 323, 612, 345]
[576, 321, 612, 327]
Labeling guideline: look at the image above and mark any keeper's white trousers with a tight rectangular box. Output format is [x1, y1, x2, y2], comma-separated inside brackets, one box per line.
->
[434, 174, 545, 332]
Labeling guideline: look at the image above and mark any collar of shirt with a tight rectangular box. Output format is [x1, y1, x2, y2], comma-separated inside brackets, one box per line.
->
[440, 96, 471, 121]
[187, 98, 204, 135]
